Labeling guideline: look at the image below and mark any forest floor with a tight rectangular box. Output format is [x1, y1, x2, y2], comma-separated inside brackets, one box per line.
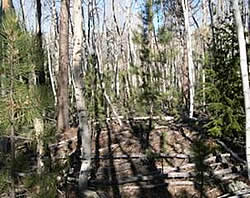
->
[85, 117, 250, 198]
[3, 116, 249, 197]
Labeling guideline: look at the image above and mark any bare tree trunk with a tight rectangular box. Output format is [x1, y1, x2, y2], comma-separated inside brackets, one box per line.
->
[233, 0, 250, 180]
[47, 0, 59, 105]
[182, 0, 195, 118]
[2, 3, 15, 197]
[10, 117, 15, 198]
[114, 54, 120, 98]
[33, 0, 45, 181]
[112, 0, 121, 36]
[10, 46, 15, 198]
[181, 46, 189, 110]
[47, 42, 57, 104]
[3, 4, 16, 197]
[19, 0, 26, 27]
[36, 0, 42, 41]
[248, 0, 250, 33]
[34, 118, 44, 175]
[57, 0, 70, 133]
[208, 0, 216, 46]
[72, 0, 91, 195]
[95, 46, 123, 125]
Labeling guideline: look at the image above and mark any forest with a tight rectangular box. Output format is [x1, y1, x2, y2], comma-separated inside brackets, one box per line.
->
[0, 0, 250, 197]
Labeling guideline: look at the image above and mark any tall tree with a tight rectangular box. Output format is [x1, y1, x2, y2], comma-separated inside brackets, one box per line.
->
[47, 0, 59, 104]
[233, 0, 250, 179]
[34, 0, 45, 179]
[182, 0, 195, 118]
[36, 0, 42, 41]
[19, 0, 26, 27]
[1, 3, 15, 197]
[0, 10, 42, 198]
[72, 0, 91, 195]
[57, 0, 70, 133]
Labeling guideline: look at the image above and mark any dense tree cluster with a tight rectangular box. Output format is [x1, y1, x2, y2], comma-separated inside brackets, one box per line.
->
[0, 0, 249, 197]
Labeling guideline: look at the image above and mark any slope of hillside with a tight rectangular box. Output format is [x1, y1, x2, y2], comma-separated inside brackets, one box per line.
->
[84, 118, 249, 198]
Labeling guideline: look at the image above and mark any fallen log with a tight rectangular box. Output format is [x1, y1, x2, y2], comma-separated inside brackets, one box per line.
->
[122, 181, 194, 190]
[103, 92, 123, 126]
[216, 140, 246, 164]
[219, 173, 241, 181]
[49, 137, 77, 149]
[218, 189, 250, 198]
[213, 166, 243, 176]
[154, 126, 169, 130]
[204, 153, 231, 163]
[106, 116, 174, 122]
[90, 164, 243, 186]
[122, 183, 168, 190]
[158, 162, 225, 173]
[1, 135, 32, 141]
[90, 172, 195, 186]
[91, 153, 190, 160]
[91, 152, 231, 161]
[168, 181, 194, 186]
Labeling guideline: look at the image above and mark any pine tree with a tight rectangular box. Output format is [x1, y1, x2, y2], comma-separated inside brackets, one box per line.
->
[233, 0, 250, 180]
[204, 21, 244, 137]
[0, 10, 45, 197]
[134, 0, 157, 149]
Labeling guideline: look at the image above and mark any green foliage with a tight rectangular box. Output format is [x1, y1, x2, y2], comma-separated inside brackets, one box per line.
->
[161, 88, 183, 116]
[130, 0, 182, 118]
[0, 10, 46, 134]
[0, 152, 8, 194]
[0, 169, 8, 194]
[191, 140, 211, 172]
[203, 22, 244, 137]
[145, 148, 158, 158]
[43, 124, 57, 145]
[191, 139, 212, 198]
[133, 31, 144, 45]
[14, 151, 34, 172]
[0, 11, 57, 197]
[84, 56, 107, 124]
[141, 0, 154, 36]
[132, 0, 161, 117]
[32, 85, 54, 116]
[24, 172, 57, 198]
[158, 27, 172, 44]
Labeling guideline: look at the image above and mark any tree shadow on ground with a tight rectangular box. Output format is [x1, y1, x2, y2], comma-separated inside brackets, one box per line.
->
[89, 118, 248, 198]
[106, 123, 122, 198]
[180, 118, 247, 198]
[128, 119, 152, 150]
[91, 122, 102, 180]
[127, 119, 172, 198]
[175, 189, 196, 198]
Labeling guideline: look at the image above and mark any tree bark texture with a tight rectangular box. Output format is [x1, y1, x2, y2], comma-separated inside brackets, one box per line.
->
[34, 118, 44, 175]
[48, 0, 59, 104]
[19, 0, 26, 27]
[36, 0, 42, 41]
[182, 0, 195, 118]
[72, 0, 91, 195]
[233, 0, 250, 180]
[57, 0, 70, 133]
[10, 45, 15, 198]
